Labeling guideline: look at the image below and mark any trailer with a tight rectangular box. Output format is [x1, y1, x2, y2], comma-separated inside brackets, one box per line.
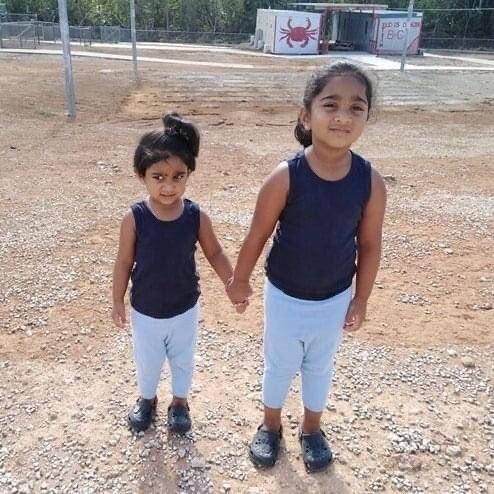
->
[288, 3, 423, 55]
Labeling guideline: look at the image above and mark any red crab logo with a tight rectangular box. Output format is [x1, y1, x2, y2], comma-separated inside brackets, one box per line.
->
[279, 18, 318, 48]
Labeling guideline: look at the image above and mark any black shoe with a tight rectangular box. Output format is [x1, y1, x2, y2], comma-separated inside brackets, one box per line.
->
[249, 424, 283, 468]
[167, 403, 191, 433]
[299, 429, 333, 473]
[128, 397, 157, 432]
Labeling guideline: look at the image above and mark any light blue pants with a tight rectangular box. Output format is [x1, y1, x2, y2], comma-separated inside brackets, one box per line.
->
[131, 304, 199, 400]
[263, 280, 352, 412]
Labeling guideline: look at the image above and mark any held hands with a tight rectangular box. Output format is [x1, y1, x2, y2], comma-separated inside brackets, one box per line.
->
[226, 277, 253, 314]
[112, 301, 127, 329]
[344, 297, 367, 331]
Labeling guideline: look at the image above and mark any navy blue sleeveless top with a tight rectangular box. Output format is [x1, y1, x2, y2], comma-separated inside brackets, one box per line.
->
[130, 199, 200, 318]
[266, 150, 372, 300]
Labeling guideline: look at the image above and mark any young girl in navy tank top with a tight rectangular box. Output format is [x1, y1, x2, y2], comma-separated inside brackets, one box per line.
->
[112, 113, 244, 434]
[227, 62, 386, 472]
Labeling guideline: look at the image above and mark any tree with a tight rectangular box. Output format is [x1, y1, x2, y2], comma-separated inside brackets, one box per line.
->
[4, 0, 493, 38]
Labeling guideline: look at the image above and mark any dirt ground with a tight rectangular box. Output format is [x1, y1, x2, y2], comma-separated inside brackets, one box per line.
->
[0, 49, 493, 494]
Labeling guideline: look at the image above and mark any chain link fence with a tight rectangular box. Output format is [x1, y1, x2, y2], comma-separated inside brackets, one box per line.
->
[123, 28, 250, 44]
[97, 26, 250, 44]
[3, 19, 490, 51]
[0, 21, 38, 48]
[0, 20, 250, 48]
[421, 37, 494, 51]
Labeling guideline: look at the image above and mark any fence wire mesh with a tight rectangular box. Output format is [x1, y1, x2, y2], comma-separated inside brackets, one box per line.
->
[0, 20, 250, 47]
[0, 14, 492, 51]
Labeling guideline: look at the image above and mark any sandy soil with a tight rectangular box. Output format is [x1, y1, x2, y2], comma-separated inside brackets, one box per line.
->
[0, 49, 492, 494]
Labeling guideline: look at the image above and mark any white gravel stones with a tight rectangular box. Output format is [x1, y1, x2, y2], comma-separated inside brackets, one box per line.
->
[1, 151, 493, 492]
[461, 356, 476, 368]
[447, 445, 463, 458]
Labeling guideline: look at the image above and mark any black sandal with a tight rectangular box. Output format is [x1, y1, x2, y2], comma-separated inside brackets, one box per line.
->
[128, 396, 157, 433]
[167, 403, 191, 433]
[299, 429, 333, 473]
[249, 424, 283, 468]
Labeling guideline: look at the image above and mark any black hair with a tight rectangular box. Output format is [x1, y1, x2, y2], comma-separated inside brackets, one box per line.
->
[294, 62, 374, 148]
[133, 112, 200, 177]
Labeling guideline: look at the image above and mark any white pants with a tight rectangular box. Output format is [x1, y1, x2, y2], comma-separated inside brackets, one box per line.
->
[263, 280, 351, 412]
[131, 304, 199, 400]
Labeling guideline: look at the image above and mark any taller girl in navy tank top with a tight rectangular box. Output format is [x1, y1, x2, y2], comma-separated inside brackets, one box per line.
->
[266, 149, 371, 300]
[227, 62, 387, 472]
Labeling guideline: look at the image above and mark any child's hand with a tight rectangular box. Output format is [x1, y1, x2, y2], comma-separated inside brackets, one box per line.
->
[112, 302, 127, 329]
[344, 297, 367, 331]
[226, 278, 252, 312]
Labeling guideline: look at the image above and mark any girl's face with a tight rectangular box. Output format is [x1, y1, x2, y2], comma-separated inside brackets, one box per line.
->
[301, 75, 369, 150]
[141, 156, 189, 208]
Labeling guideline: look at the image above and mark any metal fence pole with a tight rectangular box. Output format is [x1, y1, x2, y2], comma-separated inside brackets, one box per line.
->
[130, 0, 139, 83]
[400, 0, 415, 72]
[57, 0, 76, 118]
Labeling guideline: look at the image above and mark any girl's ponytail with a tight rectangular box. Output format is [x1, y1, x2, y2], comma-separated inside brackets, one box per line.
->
[163, 112, 200, 158]
[134, 111, 201, 176]
[294, 118, 312, 148]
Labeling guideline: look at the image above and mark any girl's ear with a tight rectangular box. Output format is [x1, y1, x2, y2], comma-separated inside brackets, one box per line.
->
[299, 108, 311, 131]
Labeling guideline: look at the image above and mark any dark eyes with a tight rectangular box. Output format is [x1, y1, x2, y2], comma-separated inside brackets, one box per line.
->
[152, 174, 185, 181]
[323, 103, 366, 112]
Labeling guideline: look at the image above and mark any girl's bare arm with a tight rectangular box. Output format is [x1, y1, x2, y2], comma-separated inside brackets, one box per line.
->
[112, 211, 136, 328]
[228, 163, 290, 302]
[345, 168, 386, 330]
[198, 210, 233, 286]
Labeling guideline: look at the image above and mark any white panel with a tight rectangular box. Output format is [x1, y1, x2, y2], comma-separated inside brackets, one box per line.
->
[274, 12, 321, 55]
[377, 17, 422, 54]
[265, 12, 276, 49]
[255, 9, 271, 45]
